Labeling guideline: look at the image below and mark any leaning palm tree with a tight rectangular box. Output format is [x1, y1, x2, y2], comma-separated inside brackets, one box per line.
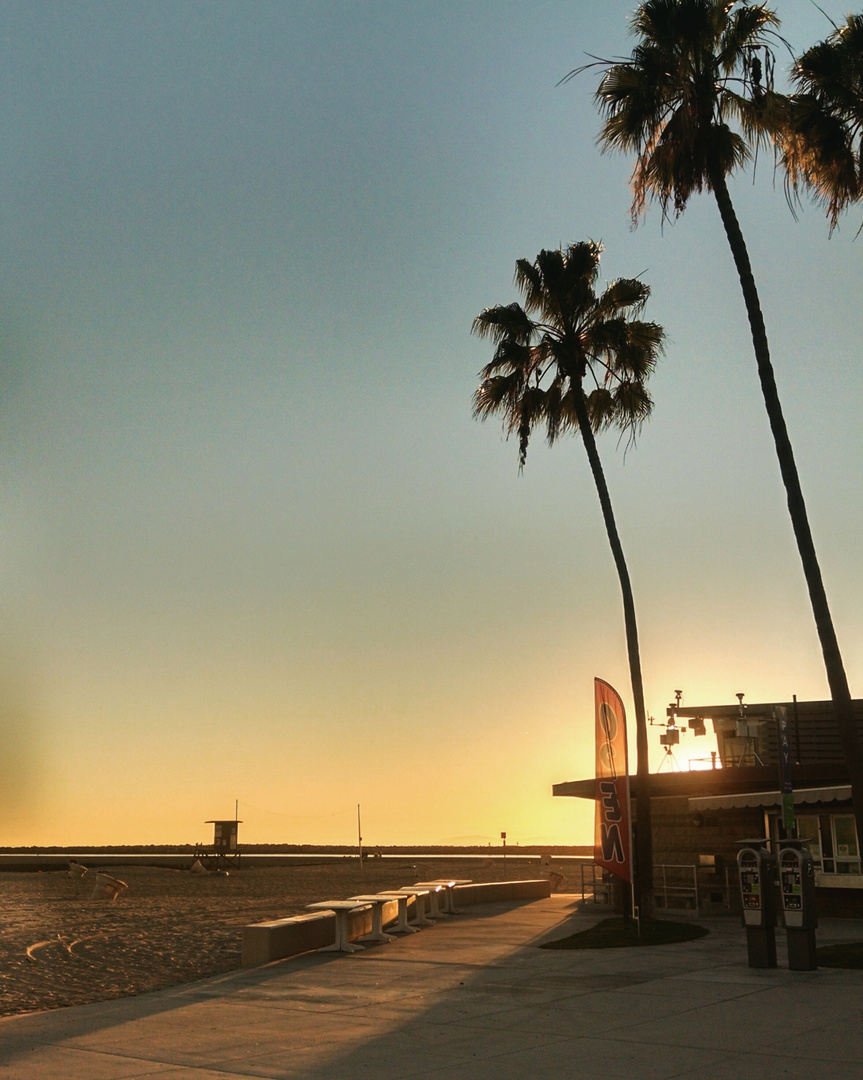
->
[472, 241, 665, 919]
[782, 13, 863, 231]
[587, 0, 863, 844]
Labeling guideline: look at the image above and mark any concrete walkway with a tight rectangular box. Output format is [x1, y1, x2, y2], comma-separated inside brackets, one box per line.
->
[2, 896, 863, 1079]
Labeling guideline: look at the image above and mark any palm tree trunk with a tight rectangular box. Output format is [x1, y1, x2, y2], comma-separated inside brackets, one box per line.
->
[572, 388, 654, 918]
[709, 165, 863, 848]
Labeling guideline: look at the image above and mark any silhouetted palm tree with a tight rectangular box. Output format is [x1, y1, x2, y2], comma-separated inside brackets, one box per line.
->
[782, 13, 863, 231]
[588, 0, 863, 843]
[472, 242, 665, 917]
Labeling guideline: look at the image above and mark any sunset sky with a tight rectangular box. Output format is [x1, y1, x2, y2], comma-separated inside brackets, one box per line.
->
[2, 1, 860, 848]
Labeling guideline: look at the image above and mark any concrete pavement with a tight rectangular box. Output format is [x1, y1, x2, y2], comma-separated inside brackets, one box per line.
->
[2, 895, 863, 1078]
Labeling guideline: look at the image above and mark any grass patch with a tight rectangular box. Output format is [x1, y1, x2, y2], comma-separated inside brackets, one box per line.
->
[815, 941, 863, 969]
[540, 916, 709, 950]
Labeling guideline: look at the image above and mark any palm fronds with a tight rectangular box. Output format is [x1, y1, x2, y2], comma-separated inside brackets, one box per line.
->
[780, 14, 863, 230]
[472, 244, 664, 467]
[594, 0, 783, 222]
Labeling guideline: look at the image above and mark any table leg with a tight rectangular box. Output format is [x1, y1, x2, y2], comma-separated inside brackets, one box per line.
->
[358, 904, 395, 944]
[318, 910, 364, 953]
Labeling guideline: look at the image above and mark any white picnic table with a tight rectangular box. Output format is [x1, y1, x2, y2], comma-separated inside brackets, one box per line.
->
[347, 895, 397, 943]
[390, 886, 435, 927]
[410, 882, 448, 919]
[371, 892, 419, 934]
[425, 878, 472, 914]
[305, 900, 371, 953]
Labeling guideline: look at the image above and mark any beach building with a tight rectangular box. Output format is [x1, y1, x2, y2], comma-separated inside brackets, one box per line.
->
[554, 696, 863, 916]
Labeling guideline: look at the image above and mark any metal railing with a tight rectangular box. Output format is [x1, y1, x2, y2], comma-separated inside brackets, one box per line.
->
[579, 862, 613, 905]
[654, 863, 735, 913]
[653, 864, 698, 911]
[579, 861, 735, 913]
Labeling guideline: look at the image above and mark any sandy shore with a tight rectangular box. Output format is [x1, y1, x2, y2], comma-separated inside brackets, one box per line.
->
[0, 858, 578, 1017]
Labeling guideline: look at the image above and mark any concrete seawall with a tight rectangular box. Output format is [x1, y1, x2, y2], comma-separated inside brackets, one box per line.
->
[241, 878, 552, 966]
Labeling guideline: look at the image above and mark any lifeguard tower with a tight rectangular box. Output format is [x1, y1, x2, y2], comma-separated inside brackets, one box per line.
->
[195, 819, 242, 870]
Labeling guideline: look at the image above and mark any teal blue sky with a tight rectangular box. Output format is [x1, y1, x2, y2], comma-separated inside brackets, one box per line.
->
[1, 1, 860, 846]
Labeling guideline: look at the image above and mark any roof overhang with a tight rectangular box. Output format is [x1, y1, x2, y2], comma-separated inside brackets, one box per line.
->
[689, 785, 852, 811]
[554, 764, 853, 802]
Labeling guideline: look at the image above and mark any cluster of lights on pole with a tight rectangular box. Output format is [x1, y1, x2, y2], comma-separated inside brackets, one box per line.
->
[648, 690, 708, 771]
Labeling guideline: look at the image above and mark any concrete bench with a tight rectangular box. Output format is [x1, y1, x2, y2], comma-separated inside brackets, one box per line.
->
[242, 912, 335, 966]
[453, 879, 551, 906]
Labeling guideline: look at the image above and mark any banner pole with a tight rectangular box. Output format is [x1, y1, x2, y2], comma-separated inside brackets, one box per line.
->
[628, 770, 638, 934]
[594, 678, 634, 914]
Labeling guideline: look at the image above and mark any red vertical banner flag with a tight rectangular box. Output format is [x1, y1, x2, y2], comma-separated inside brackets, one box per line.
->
[594, 678, 632, 882]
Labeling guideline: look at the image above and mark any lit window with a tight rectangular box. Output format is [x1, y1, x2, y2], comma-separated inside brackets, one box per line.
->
[833, 816, 861, 875]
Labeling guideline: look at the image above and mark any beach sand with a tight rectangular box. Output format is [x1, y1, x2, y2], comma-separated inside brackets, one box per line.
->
[0, 858, 578, 1017]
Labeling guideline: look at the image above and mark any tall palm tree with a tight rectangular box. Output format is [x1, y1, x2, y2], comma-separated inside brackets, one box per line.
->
[782, 14, 863, 231]
[472, 241, 665, 918]
[588, 0, 863, 845]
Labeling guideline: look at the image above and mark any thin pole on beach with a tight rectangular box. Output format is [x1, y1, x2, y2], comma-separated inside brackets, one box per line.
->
[357, 804, 363, 862]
